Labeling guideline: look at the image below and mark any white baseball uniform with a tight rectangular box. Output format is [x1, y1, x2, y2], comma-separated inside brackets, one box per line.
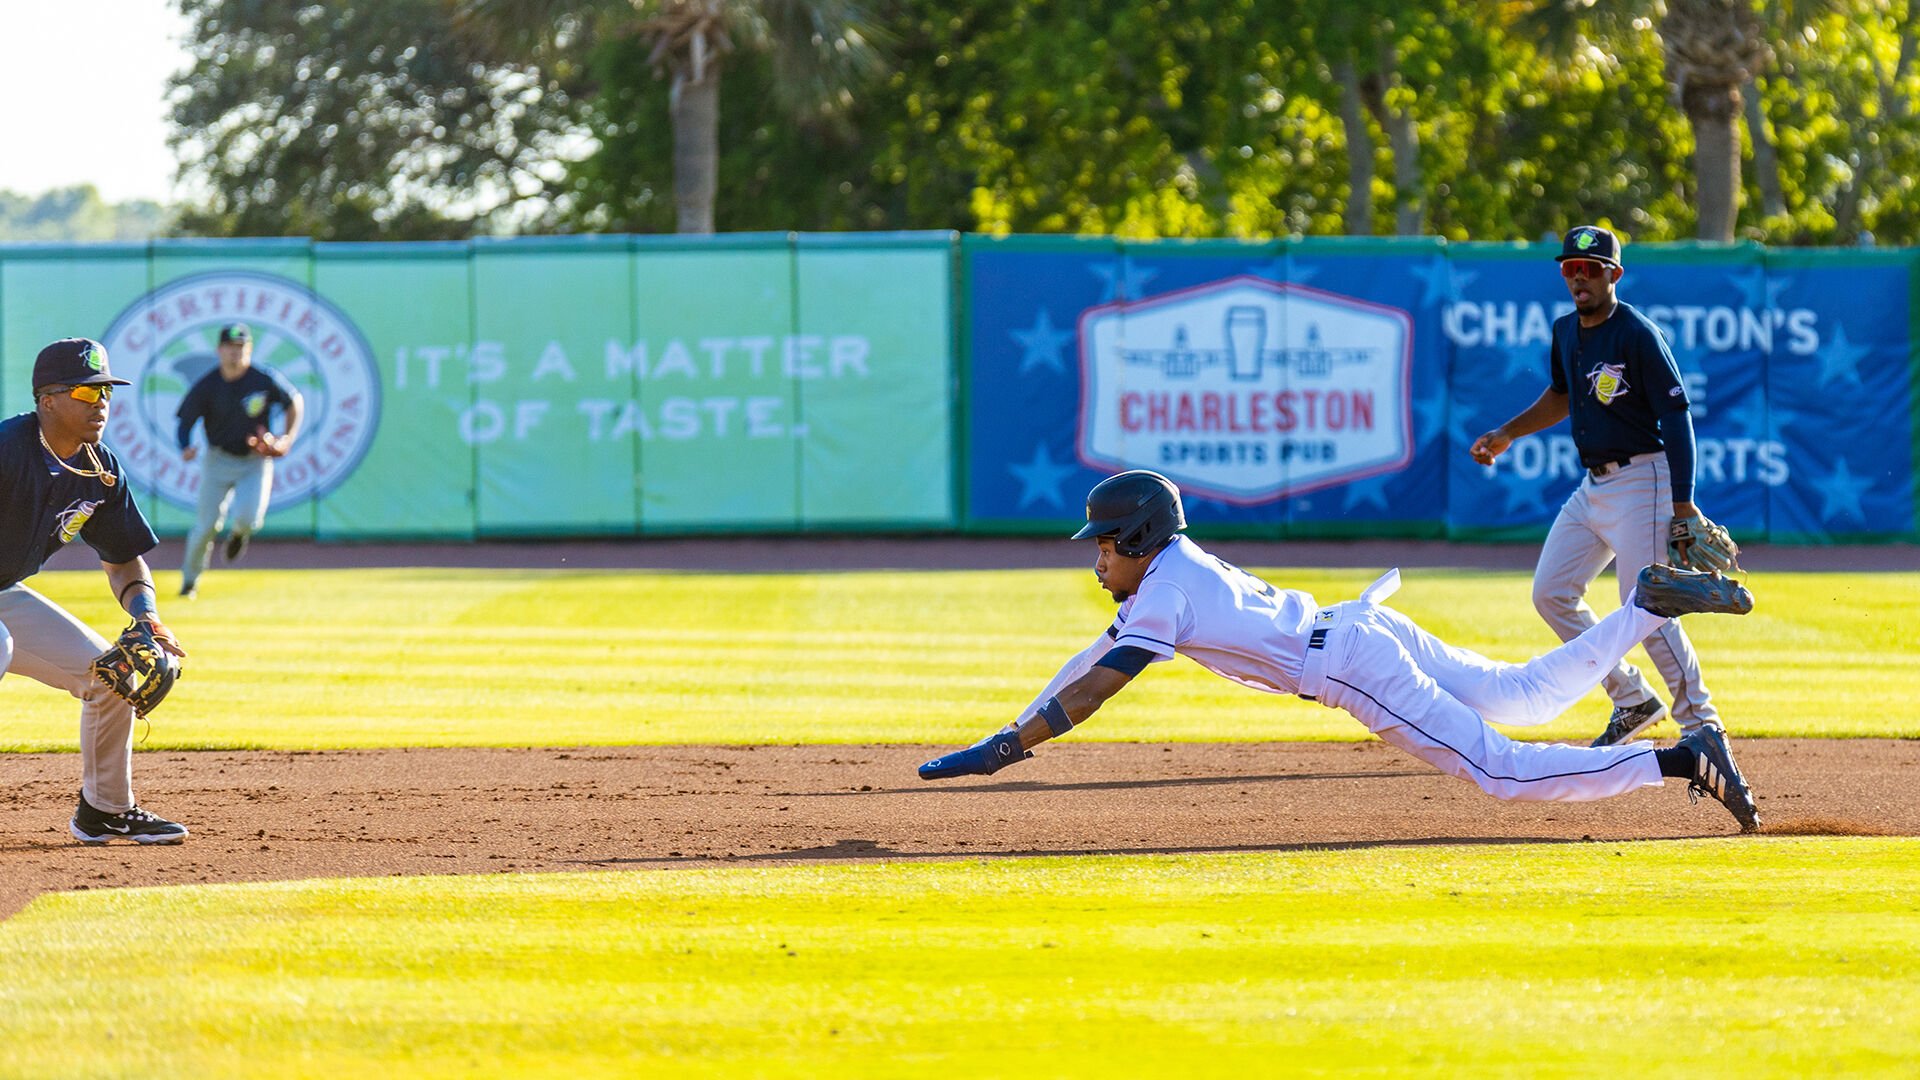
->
[1034, 535, 1665, 802]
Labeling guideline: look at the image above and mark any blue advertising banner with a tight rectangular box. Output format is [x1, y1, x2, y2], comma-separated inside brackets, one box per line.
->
[966, 236, 1918, 543]
[965, 236, 1452, 538]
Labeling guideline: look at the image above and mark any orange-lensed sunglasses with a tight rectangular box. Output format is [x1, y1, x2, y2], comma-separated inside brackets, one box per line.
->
[60, 384, 114, 404]
[1559, 258, 1615, 280]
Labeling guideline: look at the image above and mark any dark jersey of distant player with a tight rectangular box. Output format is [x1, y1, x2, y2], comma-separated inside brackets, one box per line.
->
[0, 413, 158, 589]
[1548, 299, 1690, 469]
[175, 365, 298, 456]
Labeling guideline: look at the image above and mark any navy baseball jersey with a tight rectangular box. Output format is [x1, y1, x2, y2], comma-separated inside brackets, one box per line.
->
[176, 366, 298, 455]
[1548, 300, 1689, 467]
[0, 413, 158, 588]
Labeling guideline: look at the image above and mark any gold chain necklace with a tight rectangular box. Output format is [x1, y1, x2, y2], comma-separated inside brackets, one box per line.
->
[38, 427, 117, 488]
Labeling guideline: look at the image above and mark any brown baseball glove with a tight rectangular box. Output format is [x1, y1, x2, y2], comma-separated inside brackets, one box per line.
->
[90, 618, 185, 717]
[1667, 513, 1742, 575]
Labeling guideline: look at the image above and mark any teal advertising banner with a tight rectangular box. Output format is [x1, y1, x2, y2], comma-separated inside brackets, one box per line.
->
[0, 233, 962, 540]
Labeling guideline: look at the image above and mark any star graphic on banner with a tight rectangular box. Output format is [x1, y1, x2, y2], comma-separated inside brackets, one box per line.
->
[1408, 259, 1477, 307]
[1411, 390, 1449, 439]
[1498, 341, 1543, 384]
[1243, 258, 1319, 286]
[1716, 394, 1775, 440]
[1089, 258, 1160, 303]
[1729, 267, 1792, 312]
[1815, 324, 1871, 389]
[1501, 476, 1551, 518]
[1009, 443, 1078, 509]
[1342, 476, 1393, 513]
[1816, 457, 1876, 524]
[1011, 308, 1074, 375]
[1446, 398, 1484, 455]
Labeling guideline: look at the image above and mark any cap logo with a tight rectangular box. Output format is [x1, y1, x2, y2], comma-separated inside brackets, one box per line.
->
[83, 344, 105, 372]
[1574, 230, 1597, 251]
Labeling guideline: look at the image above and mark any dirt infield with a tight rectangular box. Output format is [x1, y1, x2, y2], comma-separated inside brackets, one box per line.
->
[4, 739, 1916, 921]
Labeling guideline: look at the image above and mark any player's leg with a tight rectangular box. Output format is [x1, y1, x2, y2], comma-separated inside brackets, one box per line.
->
[0, 586, 186, 842]
[1317, 618, 1663, 801]
[1534, 489, 1661, 709]
[223, 457, 273, 564]
[1595, 455, 1718, 733]
[182, 456, 240, 593]
[1369, 601, 1668, 728]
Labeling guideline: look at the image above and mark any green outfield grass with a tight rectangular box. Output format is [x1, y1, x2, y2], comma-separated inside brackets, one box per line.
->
[1, 838, 1914, 1078]
[1, 565, 1913, 750]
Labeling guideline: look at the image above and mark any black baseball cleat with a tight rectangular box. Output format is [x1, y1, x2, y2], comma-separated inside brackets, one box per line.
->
[1677, 724, 1762, 833]
[70, 792, 189, 845]
[1634, 564, 1754, 618]
[224, 532, 249, 564]
[1591, 698, 1668, 747]
[919, 730, 1032, 780]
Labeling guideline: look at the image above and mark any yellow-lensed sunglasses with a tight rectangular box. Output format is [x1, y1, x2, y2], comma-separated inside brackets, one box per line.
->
[59, 384, 113, 404]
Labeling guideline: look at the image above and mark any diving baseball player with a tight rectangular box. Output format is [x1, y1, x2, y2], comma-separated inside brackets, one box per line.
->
[176, 322, 303, 598]
[1469, 225, 1738, 747]
[3, 338, 189, 843]
[919, 471, 1761, 832]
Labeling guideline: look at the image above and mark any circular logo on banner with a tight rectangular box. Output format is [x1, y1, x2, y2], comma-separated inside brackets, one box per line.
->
[99, 271, 382, 512]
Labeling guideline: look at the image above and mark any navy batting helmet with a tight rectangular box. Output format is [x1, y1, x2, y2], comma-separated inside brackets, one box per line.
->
[1070, 470, 1186, 558]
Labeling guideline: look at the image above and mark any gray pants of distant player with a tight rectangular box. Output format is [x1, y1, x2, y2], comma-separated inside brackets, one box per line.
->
[1532, 452, 1719, 730]
[0, 584, 138, 813]
[183, 448, 273, 588]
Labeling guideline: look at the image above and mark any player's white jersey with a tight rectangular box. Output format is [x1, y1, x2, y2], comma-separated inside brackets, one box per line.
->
[1110, 535, 1319, 695]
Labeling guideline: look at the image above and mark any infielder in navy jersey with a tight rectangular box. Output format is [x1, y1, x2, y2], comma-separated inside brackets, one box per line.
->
[175, 322, 303, 598]
[2, 339, 189, 843]
[1470, 226, 1724, 747]
[919, 471, 1762, 832]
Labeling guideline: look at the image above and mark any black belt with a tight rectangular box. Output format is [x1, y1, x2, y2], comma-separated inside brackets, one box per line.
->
[1298, 626, 1330, 701]
[1585, 456, 1635, 478]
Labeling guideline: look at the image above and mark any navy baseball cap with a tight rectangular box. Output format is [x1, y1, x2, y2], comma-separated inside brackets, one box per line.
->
[218, 322, 252, 344]
[1556, 225, 1623, 268]
[32, 338, 130, 388]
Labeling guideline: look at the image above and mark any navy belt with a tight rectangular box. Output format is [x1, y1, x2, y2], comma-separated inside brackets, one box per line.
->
[1299, 626, 1331, 701]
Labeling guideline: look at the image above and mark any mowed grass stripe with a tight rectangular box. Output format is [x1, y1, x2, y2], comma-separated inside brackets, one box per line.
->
[0, 566, 1913, 750]
[1, 838, 1915, 1077]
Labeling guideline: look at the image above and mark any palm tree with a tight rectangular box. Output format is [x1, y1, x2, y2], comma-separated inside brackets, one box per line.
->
[1521, 0, 1771, 241]
[462, 0, 882, 233]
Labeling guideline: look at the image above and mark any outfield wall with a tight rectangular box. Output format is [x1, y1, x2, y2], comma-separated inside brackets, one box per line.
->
[1, 233, 1913, 543]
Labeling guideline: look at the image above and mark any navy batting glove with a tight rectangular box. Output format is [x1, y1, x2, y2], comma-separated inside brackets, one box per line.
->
[918, 730, 1032, 780]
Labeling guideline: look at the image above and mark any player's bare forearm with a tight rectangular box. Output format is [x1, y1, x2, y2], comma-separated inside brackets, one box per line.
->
[1470, 389, 1569, 464]
[282, 393, 305, 445]
[1012, 666, 1132, 748]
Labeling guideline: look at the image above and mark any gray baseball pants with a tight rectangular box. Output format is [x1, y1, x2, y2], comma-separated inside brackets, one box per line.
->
[0, 584, 137, 812]
[1532, 452, 1719, 730]
[183, 448, 272, 587]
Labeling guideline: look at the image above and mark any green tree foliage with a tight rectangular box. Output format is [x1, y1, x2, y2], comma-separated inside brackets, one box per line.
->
[172, 0, 1920, 245]
[0, 186, 171, 242]
[170, 0, 585, 239]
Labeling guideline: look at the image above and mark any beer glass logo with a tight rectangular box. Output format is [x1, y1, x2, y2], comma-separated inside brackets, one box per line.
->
[1079, 275, 1413, 503]
[99, 271, 382, 511]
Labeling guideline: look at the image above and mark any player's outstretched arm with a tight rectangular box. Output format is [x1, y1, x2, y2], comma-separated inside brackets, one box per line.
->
[918, 655, 1139, 781]
[1469, 388, 1569, 465]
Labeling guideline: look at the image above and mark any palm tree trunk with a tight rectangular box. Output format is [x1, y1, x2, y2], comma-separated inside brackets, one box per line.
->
[1358, 42, 1422, 237]
[1682, 81, 1742, 241]
[1743, 77, 1785, 219]
[1336, 59, 1374, 236]
[672, 71, 721, 234]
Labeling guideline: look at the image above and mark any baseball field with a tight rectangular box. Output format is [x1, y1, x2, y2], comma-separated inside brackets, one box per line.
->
[1, 539, 1916, 1076]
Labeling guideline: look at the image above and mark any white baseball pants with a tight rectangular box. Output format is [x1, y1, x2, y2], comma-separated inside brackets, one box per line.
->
[1301, 598, 1667, 802]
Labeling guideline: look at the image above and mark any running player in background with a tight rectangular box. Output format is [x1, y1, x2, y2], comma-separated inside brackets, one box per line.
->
[175, 322, 303, 598]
